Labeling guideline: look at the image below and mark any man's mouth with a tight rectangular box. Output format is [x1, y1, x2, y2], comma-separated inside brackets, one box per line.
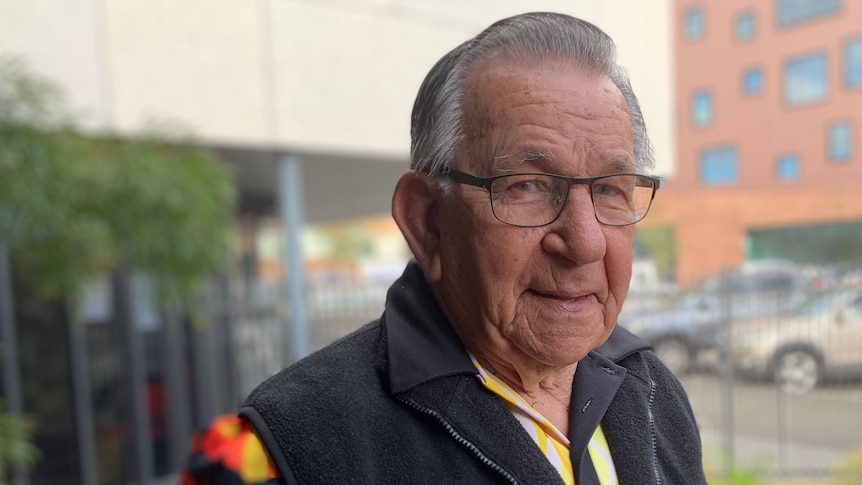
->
[528, 290, 595, 312]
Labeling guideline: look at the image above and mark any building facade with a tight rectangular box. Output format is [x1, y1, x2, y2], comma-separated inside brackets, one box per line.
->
[644, 0, 862, 287]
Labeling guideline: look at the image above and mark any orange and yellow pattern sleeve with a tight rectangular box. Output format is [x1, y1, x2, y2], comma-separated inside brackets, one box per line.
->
[181, 414, 280, 485]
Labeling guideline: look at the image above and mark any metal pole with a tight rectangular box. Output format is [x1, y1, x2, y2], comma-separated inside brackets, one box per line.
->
[114, 269, 153, 484]
[719, 268, 735, 479]
[161, 304, 192, 472]
[68, 313, 98, 485]
[0, 246, 28, 485]
[278, 152, 310, 364]
[216, 276, 239, 409]
[192, 280, 223, 426]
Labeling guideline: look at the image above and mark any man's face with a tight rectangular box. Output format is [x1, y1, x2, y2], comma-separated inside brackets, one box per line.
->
[431, 59, 636, 368]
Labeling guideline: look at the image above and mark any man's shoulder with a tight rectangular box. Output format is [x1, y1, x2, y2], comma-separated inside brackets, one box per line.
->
[242, 320, 386, 410]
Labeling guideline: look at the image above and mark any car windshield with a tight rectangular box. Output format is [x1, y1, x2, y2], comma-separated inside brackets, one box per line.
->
[677, 269, 805, 308]
[792, 290, 846, 318]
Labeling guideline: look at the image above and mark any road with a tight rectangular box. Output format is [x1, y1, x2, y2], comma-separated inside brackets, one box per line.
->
[680, 373, 862, 477]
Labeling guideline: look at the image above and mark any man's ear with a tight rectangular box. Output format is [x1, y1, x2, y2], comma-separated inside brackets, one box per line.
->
[392, 171, 443, 283]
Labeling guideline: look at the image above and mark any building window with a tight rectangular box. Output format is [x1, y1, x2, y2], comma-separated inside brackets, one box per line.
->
[777, 0, 841, 27]
[784, 53, 828, 105]
[735, 12, 756, 41]
[846, 37, 862, 88]
[692, 90, 712, 127]
[743, 67, 764, 95]
[701, 146, 738, 185]
[685, 6, 705, 41]
[829, 121, 853, 161]
[777, 154, 801, 181]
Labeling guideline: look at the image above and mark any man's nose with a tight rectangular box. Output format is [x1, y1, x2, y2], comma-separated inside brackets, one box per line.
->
[541, 189, 607, 264]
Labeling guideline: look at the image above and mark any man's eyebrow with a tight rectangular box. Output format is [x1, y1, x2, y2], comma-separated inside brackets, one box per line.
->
[608, 158, 637, 173]
[491, 151, 553, 172]
[523, 151, 553, 163]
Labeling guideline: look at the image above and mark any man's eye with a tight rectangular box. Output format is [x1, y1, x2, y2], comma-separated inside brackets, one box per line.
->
[594, 183, 619, 196]
[516, 180, 540, 192]
[509, 178, 550, 193]
[594, 180, 631, 197]
[491, 175, 558, 202]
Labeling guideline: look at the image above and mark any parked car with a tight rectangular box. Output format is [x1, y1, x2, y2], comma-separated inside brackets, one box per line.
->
[730, 287, 862, 393]
[621, 261, 814, 375]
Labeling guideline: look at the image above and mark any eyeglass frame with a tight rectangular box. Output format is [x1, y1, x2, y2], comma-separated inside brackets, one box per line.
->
[443, 168, 661, 227]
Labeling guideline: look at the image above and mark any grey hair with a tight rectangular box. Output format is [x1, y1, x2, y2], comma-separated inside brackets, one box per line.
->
[410, 12, 655, 178]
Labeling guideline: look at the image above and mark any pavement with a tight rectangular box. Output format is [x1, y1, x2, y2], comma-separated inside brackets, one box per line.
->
[701, 430, 846, 483]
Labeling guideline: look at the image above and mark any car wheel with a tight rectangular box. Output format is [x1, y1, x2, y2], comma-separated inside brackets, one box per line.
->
[773, 349, 819, 394]
[653, 339, 691, 375]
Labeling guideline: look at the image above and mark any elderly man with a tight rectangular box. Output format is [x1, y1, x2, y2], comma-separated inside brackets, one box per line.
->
[238, 12, 705, 485]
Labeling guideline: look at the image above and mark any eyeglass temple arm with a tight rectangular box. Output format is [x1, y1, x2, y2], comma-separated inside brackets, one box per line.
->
[638, 176, 661, 189]
[445, 169, 491, 189]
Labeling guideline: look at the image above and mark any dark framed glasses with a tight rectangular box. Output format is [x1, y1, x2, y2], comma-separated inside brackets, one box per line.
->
[445, 169, 660, 227]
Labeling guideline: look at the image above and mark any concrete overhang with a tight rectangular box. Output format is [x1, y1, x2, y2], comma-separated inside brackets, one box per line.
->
[215, 146, 410, 224]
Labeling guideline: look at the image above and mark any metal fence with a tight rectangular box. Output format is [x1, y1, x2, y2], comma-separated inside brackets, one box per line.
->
[230, 280, 389, 402]
[621, 263, 862, 482]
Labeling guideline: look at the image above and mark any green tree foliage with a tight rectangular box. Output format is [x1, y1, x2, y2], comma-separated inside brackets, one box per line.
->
[0, 398, 40, 485]
[0, 56, 235, 303]
[0, 56, 236, 477]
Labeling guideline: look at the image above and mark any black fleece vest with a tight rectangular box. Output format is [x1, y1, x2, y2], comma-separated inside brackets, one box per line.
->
[240, 263, 707, 484]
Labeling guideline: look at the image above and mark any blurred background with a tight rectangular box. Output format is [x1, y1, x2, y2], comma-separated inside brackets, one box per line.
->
[1, 0, 861, 483]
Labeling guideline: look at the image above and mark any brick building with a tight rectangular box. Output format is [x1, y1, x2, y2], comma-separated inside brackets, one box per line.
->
[642, 0, 862, 287]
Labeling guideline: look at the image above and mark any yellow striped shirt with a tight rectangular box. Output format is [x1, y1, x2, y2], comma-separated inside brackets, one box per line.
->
[472, 357, 618, 485]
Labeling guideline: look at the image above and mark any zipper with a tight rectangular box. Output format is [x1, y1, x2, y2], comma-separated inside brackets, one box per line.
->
[397, 395, 520, 485]
[647, 377, 662, 485]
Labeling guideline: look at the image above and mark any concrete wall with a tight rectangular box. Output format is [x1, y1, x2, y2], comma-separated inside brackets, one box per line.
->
[0, 0, 674, 173]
